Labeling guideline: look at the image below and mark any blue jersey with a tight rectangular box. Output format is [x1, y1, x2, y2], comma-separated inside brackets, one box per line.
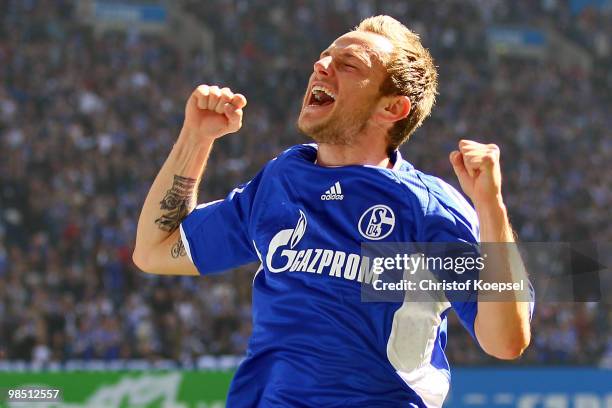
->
[180, 144, 483, 407]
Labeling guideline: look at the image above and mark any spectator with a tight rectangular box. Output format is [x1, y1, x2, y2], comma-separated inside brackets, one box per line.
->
[0, 0, 609, 366]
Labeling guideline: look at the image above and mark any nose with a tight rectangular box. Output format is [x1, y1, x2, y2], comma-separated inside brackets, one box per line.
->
[314, 56, 333, 77]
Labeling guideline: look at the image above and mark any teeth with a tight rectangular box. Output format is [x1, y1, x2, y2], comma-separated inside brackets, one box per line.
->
[311, 85, 336, 100]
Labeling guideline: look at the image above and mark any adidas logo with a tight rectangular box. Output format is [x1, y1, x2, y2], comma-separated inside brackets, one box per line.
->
[321, 181, 344, 200]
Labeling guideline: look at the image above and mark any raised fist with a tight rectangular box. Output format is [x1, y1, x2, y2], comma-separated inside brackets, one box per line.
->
[183, 85, 247, 141]
[449, 140, 503, 207]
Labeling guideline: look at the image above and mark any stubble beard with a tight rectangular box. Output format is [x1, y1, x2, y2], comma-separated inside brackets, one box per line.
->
[297, 98, 377, 146]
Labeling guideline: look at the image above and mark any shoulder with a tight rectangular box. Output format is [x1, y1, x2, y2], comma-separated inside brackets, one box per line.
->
[395, 167, 479, 239]
[248, 144, 315, 179]
[275, 143, 317, 163]
[417, 173, 477, 221]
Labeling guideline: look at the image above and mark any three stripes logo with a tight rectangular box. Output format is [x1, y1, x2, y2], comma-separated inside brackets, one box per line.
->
[321, 181, 344, 201]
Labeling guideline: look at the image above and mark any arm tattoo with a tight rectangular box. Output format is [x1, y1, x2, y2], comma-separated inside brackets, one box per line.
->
[155, 175, 196, 232]
[171, 236, 187, 258]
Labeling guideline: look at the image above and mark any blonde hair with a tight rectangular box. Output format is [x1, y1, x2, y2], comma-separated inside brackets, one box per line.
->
[356, 15, 438, 152]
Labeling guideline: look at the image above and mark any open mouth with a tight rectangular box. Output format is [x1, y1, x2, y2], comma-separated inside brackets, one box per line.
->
[308, 85, 336, 107]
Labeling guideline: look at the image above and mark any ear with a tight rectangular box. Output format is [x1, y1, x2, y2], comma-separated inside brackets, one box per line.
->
[374, 95, 411, 124]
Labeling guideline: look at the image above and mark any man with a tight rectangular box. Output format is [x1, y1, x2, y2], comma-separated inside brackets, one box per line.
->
[134, 15, 532, 407]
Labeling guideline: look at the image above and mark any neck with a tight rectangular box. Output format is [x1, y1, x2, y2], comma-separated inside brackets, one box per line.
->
[316, 141, 392, 168]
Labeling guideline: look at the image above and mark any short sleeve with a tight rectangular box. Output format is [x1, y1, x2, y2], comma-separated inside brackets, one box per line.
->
[179, 169, 264, 275]
[418, 180, 482, 341]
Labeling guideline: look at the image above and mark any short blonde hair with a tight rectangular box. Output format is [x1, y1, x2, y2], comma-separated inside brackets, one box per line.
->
[356, 15, 438, 152]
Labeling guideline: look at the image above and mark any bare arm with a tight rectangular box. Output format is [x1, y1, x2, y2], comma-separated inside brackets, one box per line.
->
[472, 200, 531, 359]
[133, 85, 247, 275]
[450, 140, 531, 359]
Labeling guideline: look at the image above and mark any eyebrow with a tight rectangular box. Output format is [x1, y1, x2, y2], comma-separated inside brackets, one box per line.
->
[319, 48, 370, 66]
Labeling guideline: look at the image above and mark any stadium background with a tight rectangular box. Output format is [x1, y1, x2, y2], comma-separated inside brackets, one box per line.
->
[0, 0, 610, 406]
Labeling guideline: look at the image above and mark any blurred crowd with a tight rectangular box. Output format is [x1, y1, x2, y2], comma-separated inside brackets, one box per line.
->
[0, 0, 610, 366]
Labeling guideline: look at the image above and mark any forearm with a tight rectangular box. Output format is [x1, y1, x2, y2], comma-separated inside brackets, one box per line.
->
[134, 129, 213, 257]
[474, 198, 531, 359]
[132, 85, 246, 275]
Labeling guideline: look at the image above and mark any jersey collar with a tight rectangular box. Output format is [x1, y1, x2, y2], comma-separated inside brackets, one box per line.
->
[307, 143, 413, 171]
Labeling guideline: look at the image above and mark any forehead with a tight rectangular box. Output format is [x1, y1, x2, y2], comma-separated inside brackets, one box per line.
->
[325, 31, 394, 65]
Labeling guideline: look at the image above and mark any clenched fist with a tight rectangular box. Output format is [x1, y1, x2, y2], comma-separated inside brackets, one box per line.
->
[183, 85, 247, 141]
[449, 140, 503, 207]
